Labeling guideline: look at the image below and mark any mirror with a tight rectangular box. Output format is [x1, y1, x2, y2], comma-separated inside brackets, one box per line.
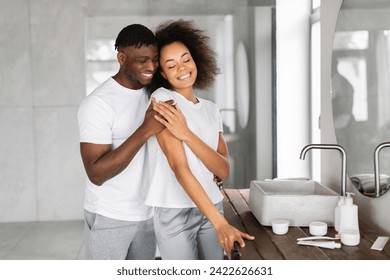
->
[332, 0, 390, 197]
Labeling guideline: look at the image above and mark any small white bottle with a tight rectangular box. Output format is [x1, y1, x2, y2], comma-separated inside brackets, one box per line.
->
[334, 196, 345, 232]
[339, 192, 360, 246]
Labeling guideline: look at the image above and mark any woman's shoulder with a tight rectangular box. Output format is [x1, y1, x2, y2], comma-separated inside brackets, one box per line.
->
[199, 97, 219, 110]
[151, 87, 174, 101]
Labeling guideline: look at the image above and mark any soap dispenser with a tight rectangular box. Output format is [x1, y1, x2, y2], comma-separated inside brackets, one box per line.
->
[338, 192, 360, 246]
[334, 196, 345, 232]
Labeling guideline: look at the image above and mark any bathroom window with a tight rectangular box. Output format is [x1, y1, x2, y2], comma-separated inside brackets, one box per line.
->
[85, 40, 117, 96]
[333, 31, 369, 50]
[312, 0, 320, 10]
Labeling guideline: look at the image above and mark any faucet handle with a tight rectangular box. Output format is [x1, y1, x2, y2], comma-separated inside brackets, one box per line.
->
[345, 192, 355, 197]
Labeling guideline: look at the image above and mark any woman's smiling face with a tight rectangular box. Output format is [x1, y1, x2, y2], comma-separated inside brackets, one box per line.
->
[159, 41, 198, 92]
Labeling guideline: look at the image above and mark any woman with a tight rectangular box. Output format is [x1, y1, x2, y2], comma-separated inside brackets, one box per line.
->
[146, 19, 254, 260]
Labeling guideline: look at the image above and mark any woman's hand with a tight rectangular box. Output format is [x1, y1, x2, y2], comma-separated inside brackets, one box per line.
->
[152, 98, 191, 141]
[215, 223, 255, 259]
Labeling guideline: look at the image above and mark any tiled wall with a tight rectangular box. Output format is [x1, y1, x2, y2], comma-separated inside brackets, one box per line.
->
[0, 0, 86, 221]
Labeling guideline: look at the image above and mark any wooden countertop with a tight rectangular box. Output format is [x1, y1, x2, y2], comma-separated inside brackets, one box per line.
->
[222, 188, 390, 260]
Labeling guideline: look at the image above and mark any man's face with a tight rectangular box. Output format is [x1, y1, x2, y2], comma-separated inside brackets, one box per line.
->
[118, 44, 159, 89]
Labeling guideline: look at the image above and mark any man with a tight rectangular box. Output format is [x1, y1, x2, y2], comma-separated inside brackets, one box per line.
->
[78, 24, 164, 260]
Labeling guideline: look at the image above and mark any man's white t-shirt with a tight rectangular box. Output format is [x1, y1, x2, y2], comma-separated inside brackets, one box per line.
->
[78, 77, 153, 221]
[145, 87, 224, 208]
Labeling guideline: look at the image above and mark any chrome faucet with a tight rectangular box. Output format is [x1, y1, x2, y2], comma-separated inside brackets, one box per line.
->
[300, 144, 347, 196]
[374, 142, 390, 197]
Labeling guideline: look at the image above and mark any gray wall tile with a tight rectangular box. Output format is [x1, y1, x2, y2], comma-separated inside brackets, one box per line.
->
[35, 107, 85, 220]
[30, 0, 86, 107]
[0, 0, 33, 107]
[0, 108, 37, 222]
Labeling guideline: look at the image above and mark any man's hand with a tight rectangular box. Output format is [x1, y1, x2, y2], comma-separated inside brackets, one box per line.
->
[141, 97, 168, 137]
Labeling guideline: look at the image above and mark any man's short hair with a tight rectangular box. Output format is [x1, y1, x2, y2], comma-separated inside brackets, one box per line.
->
[114, 24, 157, 50]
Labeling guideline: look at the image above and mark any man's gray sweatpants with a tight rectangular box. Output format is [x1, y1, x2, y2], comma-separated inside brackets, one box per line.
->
[84, 210, 156, 260]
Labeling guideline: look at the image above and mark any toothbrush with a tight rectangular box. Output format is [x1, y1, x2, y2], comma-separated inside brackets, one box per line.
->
[297, 236, 340, 241]
[297, 241, 341, 249]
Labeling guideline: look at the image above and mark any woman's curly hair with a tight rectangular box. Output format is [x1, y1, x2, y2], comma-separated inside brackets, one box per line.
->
[148, 19, 219, 94]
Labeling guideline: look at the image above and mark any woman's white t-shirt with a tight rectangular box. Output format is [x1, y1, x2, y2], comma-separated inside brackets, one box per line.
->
[145, 87, 224, 208]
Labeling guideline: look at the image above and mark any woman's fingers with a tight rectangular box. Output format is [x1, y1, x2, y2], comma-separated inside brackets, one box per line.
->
[236, 232, 255, 248]
[154, 114, 170, 128]
[154, 103, 178, 124]
[234, 236, 245, 248]
[226, 232, 254, 259]
[217, 225, 255, 259]
[158, 101, 178, 115]
[242, 232, 255, 242]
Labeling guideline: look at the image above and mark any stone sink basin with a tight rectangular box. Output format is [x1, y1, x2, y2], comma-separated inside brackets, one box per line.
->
[249, 179, 339, 227]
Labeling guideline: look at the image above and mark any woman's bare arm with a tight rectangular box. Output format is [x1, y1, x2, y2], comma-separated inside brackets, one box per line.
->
[153, 101, 230, 179]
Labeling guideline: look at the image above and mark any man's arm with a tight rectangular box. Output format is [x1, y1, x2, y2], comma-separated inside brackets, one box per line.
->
[80, 99, 165, 186]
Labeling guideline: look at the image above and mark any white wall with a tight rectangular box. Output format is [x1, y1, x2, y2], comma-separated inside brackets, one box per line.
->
[276, 0, 311, 178]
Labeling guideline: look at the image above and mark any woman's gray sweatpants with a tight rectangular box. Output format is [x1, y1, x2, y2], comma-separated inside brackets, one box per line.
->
[84, 210, 156, 260]
[154, 202, 224, 260]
